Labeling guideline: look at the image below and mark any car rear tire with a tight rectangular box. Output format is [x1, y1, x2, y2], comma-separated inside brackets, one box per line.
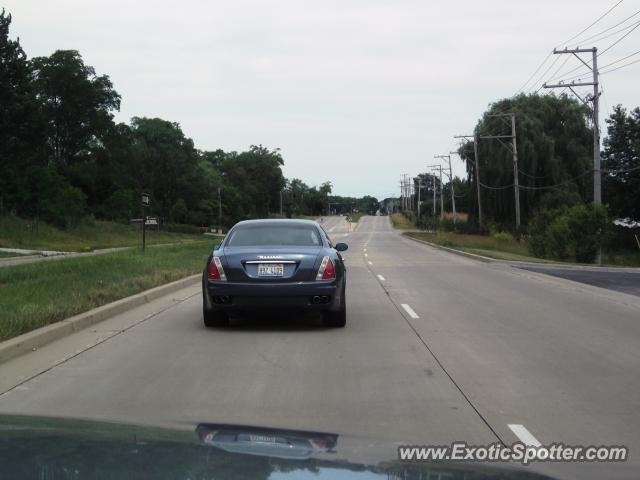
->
[322, 308, 346, 328]
[322, 286, 346, 328]
[203, 308, 229, 327]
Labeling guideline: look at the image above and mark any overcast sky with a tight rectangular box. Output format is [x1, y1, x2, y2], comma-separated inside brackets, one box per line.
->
[5, 1, 639, 199]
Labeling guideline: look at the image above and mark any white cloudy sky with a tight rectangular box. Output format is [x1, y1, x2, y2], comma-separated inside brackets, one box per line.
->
[5, 1, 639, 199]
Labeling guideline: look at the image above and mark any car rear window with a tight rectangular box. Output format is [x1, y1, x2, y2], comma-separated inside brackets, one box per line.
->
[225, 225, 322, 246]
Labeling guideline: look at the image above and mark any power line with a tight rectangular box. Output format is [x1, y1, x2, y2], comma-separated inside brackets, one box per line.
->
[572, 8, 640, 45]
[518, 171, 593, 190]
[479, 181, 515, 190]
[555, 0, 625, 47]
[527, 55, 561, 93]
[601, 57, 640, 74]
[600, 20, 640, 56]
[518, 0, 628, 94]
[577, 18, 640, 46]
[516, 52, 553, 94]
[600, 48, 640, 69]
[552, 49, 640, 82]
[545, 16, 640, 84]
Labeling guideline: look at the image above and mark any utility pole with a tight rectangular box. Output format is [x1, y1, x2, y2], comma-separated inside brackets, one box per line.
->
[432, 174, 436, 217]
[543, 48, 601, 204]
[480, 113, 521, 229]
[417, 176, 422, 223]
[428, 164, 444, 220]
[280, 190, 283, 216]
[435, 154, 456, 223]
[544, 47, 601, 263]
[455, 134, 482, 228]
[218, 187, 222, 231]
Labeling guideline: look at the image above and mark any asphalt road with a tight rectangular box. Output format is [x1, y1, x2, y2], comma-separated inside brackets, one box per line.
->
[1, 215, 639, 479]
[518, 266, 640, 297]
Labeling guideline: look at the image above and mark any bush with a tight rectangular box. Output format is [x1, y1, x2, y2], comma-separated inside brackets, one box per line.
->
[527, 204, 608, 262]
[491, 231, 515, 243]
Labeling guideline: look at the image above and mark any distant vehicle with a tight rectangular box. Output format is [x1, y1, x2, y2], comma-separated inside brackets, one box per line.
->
[202, 219, 348, 328]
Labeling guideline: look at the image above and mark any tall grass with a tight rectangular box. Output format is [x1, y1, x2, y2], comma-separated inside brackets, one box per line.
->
[0, 216, 205, 252]
[0, 242, 212, 341]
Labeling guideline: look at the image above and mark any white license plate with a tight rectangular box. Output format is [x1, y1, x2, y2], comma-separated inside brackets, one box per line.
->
[249, 435, 277, 443]
[258, 264, 284, 277]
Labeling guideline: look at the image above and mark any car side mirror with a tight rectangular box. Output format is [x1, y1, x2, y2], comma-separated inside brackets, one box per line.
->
[335, 243, 348, 252]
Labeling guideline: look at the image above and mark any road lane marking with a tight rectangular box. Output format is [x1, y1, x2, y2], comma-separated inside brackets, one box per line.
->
[508, 424, 541, 447]
[368, 261, 373, 265]
[364, 253, 368, 257]
[329, 226, 336, 232]
[377, 274, 385, 281]
[401, 304, 419, 319]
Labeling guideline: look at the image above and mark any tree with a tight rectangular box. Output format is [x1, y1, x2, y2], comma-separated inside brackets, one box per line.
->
[30, 50, 121, 166]
[130, 117, 197, 219]
[465, 93, 593, 230]
[0, 9, 46, 214]
[602, 105, 640, 220]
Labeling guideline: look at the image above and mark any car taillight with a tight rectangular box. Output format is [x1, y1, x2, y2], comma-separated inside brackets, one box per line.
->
[208, 256, 227, 281]
[316, 256, 336, 280]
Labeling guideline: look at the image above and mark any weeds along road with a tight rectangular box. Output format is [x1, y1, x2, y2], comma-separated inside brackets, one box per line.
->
[1, 215, 639, 479]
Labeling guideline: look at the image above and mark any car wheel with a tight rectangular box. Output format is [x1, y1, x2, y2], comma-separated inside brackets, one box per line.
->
[203, 307, 229, 327]
[323, 286, 346, 328]
[322, 308, 346, 328]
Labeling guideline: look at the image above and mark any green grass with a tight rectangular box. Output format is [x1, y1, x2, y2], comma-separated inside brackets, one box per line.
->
[390, 213, 415, 230]
[406, 231, 540, 261]
[0, 216, 205, 252]
[0, 251, 30, 259]
[407, 231, 640, 267]
[0, 242, 212, 342]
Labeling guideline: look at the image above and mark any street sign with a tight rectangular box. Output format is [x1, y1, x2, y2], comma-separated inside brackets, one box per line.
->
[145, 216, 158, 226]
[141, 193, 150, 207]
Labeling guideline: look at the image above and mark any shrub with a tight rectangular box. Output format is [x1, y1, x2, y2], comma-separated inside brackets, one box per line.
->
[527, 204, 608, 262]
[491, 231, 514, 243]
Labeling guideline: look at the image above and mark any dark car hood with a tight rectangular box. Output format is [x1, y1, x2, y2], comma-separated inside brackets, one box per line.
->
[0, 415, 559, 480]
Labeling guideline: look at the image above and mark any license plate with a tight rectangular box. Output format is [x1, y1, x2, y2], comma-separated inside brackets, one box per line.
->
[249, 435, 277, 443]
[258, 264, 284, 277]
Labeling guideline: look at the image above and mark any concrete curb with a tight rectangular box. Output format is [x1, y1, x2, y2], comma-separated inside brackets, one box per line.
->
[402, 234, 494, 263]
[403, 233, 640, 272]
[0, 274, 201, 365]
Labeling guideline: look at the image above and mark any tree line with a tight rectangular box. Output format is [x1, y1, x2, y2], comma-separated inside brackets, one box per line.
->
[1, 11, 373, 229]
[403, 92, 638, 233]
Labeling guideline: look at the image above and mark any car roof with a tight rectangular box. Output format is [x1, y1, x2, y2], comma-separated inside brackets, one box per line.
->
[232, 219, 319, 227]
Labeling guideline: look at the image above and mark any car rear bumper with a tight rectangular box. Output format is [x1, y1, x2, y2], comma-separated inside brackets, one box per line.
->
[204, 279, 344, 311]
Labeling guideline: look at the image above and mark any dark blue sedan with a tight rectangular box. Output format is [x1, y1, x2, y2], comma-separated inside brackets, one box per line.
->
[202, 219, 348, 328]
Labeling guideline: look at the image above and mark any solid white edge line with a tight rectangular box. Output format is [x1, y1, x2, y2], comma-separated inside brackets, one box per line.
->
[508, 424, 542, 447]
[377, 274, 385, 281]
[401, 303, 419, 319]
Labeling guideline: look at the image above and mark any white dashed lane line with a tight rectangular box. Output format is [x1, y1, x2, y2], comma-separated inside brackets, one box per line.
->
[377, 274, 385, 281]
[368, 261, 373, 265]
[401, 304, 419, 319]
[508, 424, 542, 447]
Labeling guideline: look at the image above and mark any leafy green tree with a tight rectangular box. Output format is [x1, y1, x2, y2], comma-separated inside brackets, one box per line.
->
[602, 105, 640, 219]
[30, 50, 121, 166]
[130, 117, 197, 219]
[465, 93, 592, 229]
[0, 10, 46, 214]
